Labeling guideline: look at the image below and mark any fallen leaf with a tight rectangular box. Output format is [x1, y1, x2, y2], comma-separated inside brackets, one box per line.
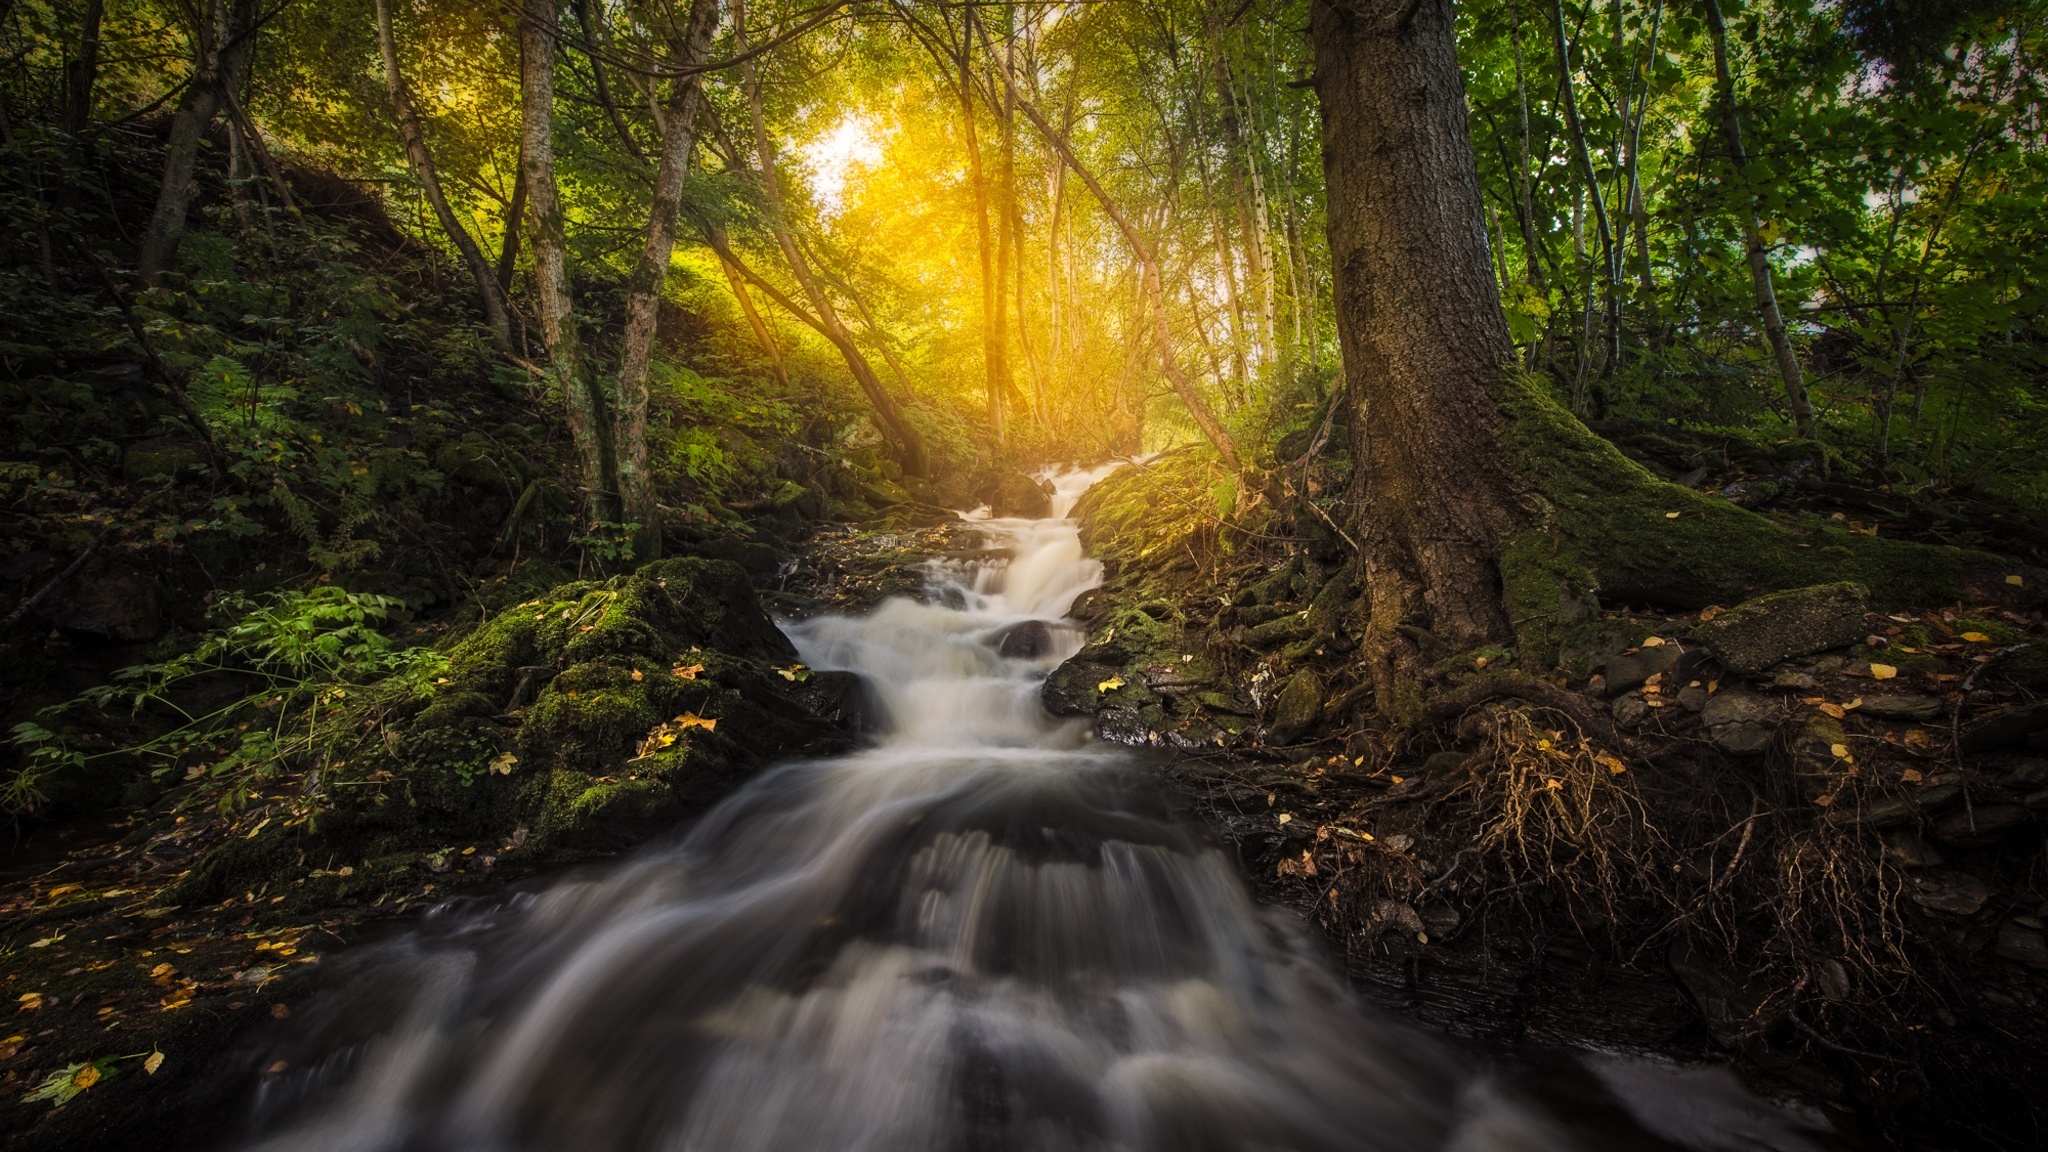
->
[1960, 632, 1991, 643]
[1096, 675, 1125, 693]
[2007, 574, 2025, 587]
[17, 993, 42, 1011]
[630, 668, 644, 681]
[1596, 753, 1628, 775]
[1904, 727, 1943, 754]
[1277, 813, 1292, 824]
[27, 934, 63, 949]
[488, 751, 518, 776]
[142, 1050, 164, 1075]
[1390, 775, 1405, 785]
[1664, 511, 1681, 519]
[675, 712, 716, 732]
[1830, 743, 1853, 762]
[671, 663, 704, 680]
[1819, 702, 1846, 719]
[777, 664, 811, 682]
[1641, 636, 1666, 647]
[1815, 795, 1834, 807]
[1869, 663, 1899, 680]
[1900, 768, 1925, 783]
[23, 1060, 105, 1105]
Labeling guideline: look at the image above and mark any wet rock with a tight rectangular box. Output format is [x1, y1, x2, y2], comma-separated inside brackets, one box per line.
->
[1701, 692, 1777, 756]
[1694, 582, 1868, 675]
[1859, 694, 1944, 722]
[788, 670, 877, 733]
[1993, 923, 2048, 969]
[1906, 871, 1992, 916]
[1267, 670, 1324, 745]
[49, 559, 163, 641]
[977, 472, 1054, 518]
[1930, 803, 2032, 848]
[1041, 659, 1118, 716]
[1669, 936, 1786, 1048]
[694, 536, 781, 577]
[1675, 683, 1709, 711]
[1960, 700, 2048, 753]
[993, 620, 1052, 659]
[1601, 642, 1681, 696]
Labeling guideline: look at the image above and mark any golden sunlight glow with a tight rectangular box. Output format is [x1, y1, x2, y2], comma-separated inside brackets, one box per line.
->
[799, 113, 885, 217]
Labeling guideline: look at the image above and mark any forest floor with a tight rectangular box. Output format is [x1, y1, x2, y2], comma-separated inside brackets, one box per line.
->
[3, 452, 2046, 1152]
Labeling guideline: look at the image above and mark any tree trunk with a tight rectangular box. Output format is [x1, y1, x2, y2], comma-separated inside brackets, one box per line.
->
[738, 16, 928, 476]
[496, 158, 525, 293]
[958, 15, 1008, 450]
[613, 0, 723, 557]
[1005, 84, 1241, 470]
[1549, 0, 1618, 398]
[521, 0, 617, 521]
[375, 0, 513, 349]
[719, 252, 788, 385]
[61, 0, 105, 137]
[1703, 0, 1813, 437]
[138, 0, 259, 285]
[1311, 0, 1529, 716]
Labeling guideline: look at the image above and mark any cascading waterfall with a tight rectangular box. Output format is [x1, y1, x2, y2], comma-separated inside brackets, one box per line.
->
[235, 466, 1815, 1152]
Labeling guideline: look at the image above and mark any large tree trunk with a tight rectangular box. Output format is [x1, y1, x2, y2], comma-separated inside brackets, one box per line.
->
[1703, 0, 1813, 438]
[1311, 0, 1529, 716]
[521, 0, 617, 522]
[138, 0, 259, 285]
[613, 0, 724, 557]
[375, 0, 513, 350]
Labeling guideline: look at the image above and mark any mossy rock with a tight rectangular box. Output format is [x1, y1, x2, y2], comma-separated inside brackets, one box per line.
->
[1494, 373, 1998, 664]
[1267, 670, 1324, 745]
[165, 557, 850, 906]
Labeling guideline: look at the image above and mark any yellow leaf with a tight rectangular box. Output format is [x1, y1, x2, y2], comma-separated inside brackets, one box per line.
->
[488, 751, 518, 776]
[1829, 743, 1852, 761]
[1901, 768, 1924, 783]
[2007, 574, 2025, 586]
[676, 712, 717, 732]
[1664, 511, 1681, 519]
[27, 934, 62, 949]
[1869, 663, 1898, 680]
[1389, 775, 1404, 785]
[143, 1050, 164, 1075]
[1960, 632, 1991, 643]
[71, 1063, 101, 1091]
[1814, 795, 1834, 807]
[1596, 753, 1628, 775]
[1641, 636, 1666, 647]
[671, 663, 704, 680]
[17, 993, 42, 1010]
[1276, 813, 1292, 824]
[1097, 675, 1125, 693]
[1819, 702, 1846, 719]
[630, 668, 644, 681]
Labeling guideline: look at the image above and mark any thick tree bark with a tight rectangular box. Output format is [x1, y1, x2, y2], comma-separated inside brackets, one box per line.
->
[1703, 0, 1813, 438]
[375, 0, 513, 349]
[138, 0, 258, 285]
[613, 0, 724, 556]
[1311, 0, 1529, 715]
[61, 0, 105, 137]
[738, 10, 928, 476]
[1005, 84, 1242, 470]
[522, 0, 618, 521]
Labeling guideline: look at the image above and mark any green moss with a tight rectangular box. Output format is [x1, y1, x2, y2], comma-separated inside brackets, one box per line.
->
[1493, 372, 1996, 659]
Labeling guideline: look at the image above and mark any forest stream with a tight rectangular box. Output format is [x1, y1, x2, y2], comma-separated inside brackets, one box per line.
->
[224, 467, 1823, 1152]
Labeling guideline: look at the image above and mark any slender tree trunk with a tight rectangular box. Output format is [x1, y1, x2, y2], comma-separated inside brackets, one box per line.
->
[958, 17, 1008, 449]
[376, 0, 512, 349]
[573, 0, 646, 161]
[739, 21, 928, 475]
[522, 0, 617, 520]
[1005, 82, 1241, 470]
[1195, 138, 1250, 394]
[718, 251, 787, 385]
[138, 0, 258, 284]
[1549, 0, 1618, 396]
[614, 0, 723, 556]
[1311, 0, 1529, 716]
[62, 0, 106, 137]
[1703, 0, 1812, 437]
[496, 158, 525, 293]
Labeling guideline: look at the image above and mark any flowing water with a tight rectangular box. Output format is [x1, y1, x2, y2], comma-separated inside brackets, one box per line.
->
[238, 466, 1819, 1152]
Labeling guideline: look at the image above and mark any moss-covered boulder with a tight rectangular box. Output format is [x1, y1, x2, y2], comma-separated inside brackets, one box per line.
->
[1267, 670, 1324, 744]
[166, 557, 853, 906]
[1694, 582, 1869, 674]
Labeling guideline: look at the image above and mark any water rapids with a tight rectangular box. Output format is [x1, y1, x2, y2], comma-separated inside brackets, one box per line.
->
[236, 466, 1821, 1152]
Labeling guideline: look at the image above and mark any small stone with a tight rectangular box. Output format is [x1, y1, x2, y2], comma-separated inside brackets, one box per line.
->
[1601, 643, 1681, 695]
[993, 620, 1052, 659]
[1694, 582, 1869, 674]
[1675, 684, 1709, 712]
[1859, 694, 1944, 722]
[1930, 803, 2032, 848]
[1907, 871, 1992, 916]
[1611, 692, 1649, 729]
[1700, 692, 1777, 755]
[1770, 670, 1822, 692]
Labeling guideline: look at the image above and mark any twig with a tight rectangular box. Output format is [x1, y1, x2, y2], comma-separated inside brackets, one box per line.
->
[1, 530, 107, 634]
